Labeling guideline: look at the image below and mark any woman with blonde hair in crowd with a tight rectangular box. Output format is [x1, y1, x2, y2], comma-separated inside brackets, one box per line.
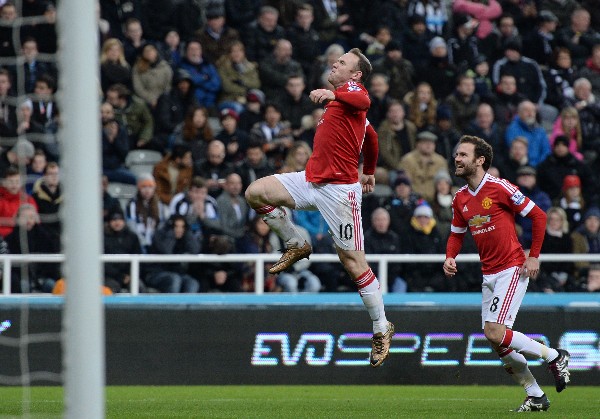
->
[278, 141, 312, 174]
[550, 106, 583, 160]
[173, 106, 215, 162]
[132, 43, 173, 109]
[537, 206, 578, 291]
[403, 82, 438, 130]
[100, 38, 131, 93]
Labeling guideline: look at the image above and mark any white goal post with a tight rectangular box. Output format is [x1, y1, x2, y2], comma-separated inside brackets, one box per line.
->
[58, 0, 105, 417]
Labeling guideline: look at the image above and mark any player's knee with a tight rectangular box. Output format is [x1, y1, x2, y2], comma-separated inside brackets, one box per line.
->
[245, 181, 264, 205]
[484, 327, 504, 345]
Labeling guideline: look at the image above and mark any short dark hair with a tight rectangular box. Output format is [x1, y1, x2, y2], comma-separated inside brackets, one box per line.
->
[349, 48, 372, 84]
[458, 135, 494, 171]
[106, 83, 130, 99]
[35, 74, 56, 92]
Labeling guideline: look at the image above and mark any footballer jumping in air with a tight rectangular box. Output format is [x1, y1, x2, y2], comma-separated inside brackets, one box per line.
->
[443, 136, 571, 412]
[245, 48, 394, 367]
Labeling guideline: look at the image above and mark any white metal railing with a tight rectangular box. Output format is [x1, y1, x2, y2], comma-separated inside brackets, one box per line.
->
[2, 253, 600, 295]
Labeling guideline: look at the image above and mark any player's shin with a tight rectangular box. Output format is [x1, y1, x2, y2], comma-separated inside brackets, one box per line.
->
[501, 329, 559, 362]
[256, 205, 305, 248]
[354, 269, 388, 334]
[498, 347, 544, 397]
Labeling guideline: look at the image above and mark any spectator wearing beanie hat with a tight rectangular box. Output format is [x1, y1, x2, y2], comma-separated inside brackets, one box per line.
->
[216, 108, 250, 164]
[536, 134, 597, 203]
[372, 39, 415, 101]
[401, 203, 446, 292]
[238, 89, 265, 133]
[384, 172, 423, 234]
[557, 174, 585, 233]
[422, 36, 458, 100]
[571, 206, 600, 274]
[126, 173, 169, 253]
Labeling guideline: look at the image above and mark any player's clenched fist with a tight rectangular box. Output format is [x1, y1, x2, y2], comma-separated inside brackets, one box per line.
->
[310, 89, 335, 104]
[443, 257, 457, 277]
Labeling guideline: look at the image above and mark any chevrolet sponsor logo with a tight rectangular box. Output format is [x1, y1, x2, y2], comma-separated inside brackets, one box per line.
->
[468, 214, 491, 228]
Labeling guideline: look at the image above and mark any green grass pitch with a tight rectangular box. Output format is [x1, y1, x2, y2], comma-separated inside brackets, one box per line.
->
[0, 385, 598, 418]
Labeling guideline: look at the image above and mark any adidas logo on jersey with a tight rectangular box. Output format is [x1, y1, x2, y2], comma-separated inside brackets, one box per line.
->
[463, 205, 468, 212]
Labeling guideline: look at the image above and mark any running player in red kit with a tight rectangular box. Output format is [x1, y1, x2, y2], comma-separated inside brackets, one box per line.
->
[245, 48, 394, 367]
[443, 136, 571, 412]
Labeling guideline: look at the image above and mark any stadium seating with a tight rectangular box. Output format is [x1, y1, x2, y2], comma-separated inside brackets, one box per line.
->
[107, 182, 138, 210]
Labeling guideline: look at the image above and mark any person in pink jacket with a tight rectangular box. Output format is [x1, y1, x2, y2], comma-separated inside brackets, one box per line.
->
[549, 107, 584, 161]
[453, 0, 502, 39]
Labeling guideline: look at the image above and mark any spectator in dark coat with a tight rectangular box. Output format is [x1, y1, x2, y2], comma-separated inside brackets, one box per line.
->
[154, 69, 198, 153]
[418, 36, 458, 101]
[285, 4, 321, 81]
[244, 6, 286, 62]
[235, 142, 276, 192]
[492, 38, 547, 105]
[145, 215, 201, 293]
[193, 140, 234, 199]
[5, 204, 59, 293]
[31, 161, 62, 239]
[536, 135, 598, 205]
[522, 11, 559, 68]
[514, 166, 552, 249]
[274, 74, 315, 134]
[195, 6, 240, 65]
[537, 207, 578, 292]
[364, 208, 404, 292]
[258, 39, 304, 102]
[383, 173, 424, 234]
[400, 204, 446, 292]
[101, 102, 136, 185]
[372, 41, 415, 102]
[103, 207, 143, 293]
[402, 14, 434, 73]
[366, 73, 392, 130]
[215, 108, 250, 164]
[556, 8, 600, 69]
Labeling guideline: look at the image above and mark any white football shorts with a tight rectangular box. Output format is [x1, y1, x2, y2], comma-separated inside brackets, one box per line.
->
[481, 265, 528, 329]
[274, 170, 364, 251]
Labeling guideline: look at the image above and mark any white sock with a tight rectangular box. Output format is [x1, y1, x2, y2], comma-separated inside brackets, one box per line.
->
[502, 329, 559, 362]
[499, 349, 544, 397]
[355, 269, 388, 334]
[259, 206, 304, 249]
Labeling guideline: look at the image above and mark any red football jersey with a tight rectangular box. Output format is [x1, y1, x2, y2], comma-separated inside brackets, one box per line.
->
[305, 81, 371, 184]
[450, 173, 535, 274]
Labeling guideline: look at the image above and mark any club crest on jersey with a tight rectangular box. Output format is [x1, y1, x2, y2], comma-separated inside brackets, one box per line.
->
[346, 81, 362, 92]
[481, 197, 493, 210]
[511, 191, 526, 205]
[468, 214, 491, 228]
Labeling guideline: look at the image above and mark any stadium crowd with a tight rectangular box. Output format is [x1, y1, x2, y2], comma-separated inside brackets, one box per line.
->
[1, 0, 600, 294]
